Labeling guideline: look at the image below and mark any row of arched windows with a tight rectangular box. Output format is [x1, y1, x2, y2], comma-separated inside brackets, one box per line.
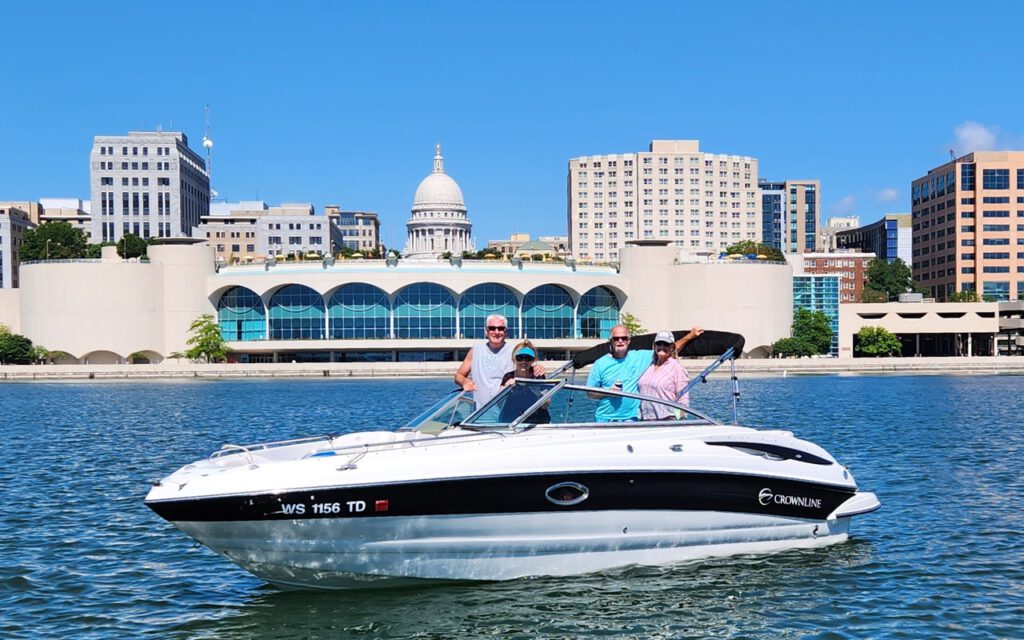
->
[216, 283, 621, 341]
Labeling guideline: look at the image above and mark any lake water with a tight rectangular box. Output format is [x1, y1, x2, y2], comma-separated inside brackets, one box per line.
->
[1, 375, 1022, 639]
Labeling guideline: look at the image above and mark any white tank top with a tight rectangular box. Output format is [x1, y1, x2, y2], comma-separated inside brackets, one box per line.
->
[470, 341, 515, 408]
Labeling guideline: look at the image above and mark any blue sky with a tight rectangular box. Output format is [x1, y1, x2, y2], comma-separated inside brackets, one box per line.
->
[2, 1, 1022, 248]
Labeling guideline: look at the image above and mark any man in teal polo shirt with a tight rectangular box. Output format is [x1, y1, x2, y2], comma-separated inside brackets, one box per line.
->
[586, 324, 703, 422]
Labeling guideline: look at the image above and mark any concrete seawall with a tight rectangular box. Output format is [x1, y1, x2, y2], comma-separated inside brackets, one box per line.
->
[2, 356, 1024, 381]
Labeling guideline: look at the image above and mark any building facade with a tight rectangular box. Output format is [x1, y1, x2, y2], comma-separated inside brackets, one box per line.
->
[90, 131, 210, 243]
[12, 240, 794, 363]
[201, 201, 330, 262]
[793, 275, 839, 355]
[788, 251, 875, 303]
[839, 301, 998, 357]
[404, 146, 473, 258]
[324, 206, 381, 253]
[818, 215, 860, 253]
[785, 180, 820, 253]
[835, 214, 911, 264]
[759, 180, 785, 251]
[486, 233, 570, 259]
[0, 205, 36, 289]
[911, 151, 1024, 301]
[567, 140, 760, 263]
[39, 198, 93, 242]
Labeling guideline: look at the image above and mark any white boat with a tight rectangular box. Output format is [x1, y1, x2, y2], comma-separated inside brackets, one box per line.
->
[145, 331, 879, 589]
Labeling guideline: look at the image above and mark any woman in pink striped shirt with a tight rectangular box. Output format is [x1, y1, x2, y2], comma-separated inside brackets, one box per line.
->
[638, 329, 699, 420]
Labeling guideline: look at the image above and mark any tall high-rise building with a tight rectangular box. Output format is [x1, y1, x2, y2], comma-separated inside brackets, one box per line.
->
[567, 140, 759, 262]
[835, 213, 911, 264]
[911, 151, 1024, 301]
[404, 145, 473, 258]
[90, 131, 210, 243]
[760, 179, 821, 253]
[0, 204, 36, 288]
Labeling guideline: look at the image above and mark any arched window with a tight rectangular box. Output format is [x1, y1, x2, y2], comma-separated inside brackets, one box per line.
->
[578, 286, 620, 339]
[458, 283, 519, 339]
[269, 284, 325, 339]
[522, 285, 574, 339]
[328, 284, 390, 339]
[217, 286, 266, 341]
[394, 283, 456, 338]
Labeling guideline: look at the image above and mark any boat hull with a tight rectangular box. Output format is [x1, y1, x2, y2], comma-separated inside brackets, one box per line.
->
[171, 509, 852, 589]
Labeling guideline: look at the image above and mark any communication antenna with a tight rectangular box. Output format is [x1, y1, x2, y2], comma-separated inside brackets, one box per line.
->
[203, 105, 217, 198]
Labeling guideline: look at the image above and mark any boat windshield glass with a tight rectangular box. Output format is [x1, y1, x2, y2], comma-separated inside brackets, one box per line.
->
[463, 381, 714, 429]
[400, 389, 478, 434]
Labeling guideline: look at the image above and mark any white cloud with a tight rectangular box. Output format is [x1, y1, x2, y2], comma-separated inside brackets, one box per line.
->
[876, 188, 899, 204]
[832, 195, 856, 216]
[952, 121, 999, 155]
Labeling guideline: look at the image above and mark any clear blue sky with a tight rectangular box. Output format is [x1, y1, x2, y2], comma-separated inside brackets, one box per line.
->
[2, 1, 1022, 248]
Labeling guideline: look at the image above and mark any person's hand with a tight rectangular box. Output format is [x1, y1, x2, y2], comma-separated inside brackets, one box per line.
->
[502, 378, 516, 388]
[531, 362, 545, 377]
[689, 326, 704, 338]
[461, 380, 477, 392]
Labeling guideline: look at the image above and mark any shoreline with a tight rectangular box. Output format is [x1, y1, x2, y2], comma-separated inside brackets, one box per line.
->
[2, 356, 1023, 381]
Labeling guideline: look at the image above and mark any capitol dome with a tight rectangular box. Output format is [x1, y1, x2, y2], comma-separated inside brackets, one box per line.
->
[412, 146, 465, 210]
[404, 145, 474, 259]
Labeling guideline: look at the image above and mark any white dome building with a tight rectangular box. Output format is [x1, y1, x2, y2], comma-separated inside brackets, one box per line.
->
[404, 145, 474, 258]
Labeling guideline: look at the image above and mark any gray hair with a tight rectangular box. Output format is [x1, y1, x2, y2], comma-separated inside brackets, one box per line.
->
[485, 314, 507, 327]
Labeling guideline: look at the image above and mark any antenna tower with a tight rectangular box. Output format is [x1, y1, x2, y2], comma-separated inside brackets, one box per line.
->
[202, 105, 217, 198]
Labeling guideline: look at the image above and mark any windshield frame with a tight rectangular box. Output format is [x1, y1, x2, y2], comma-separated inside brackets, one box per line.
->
[459, 379, 719, 431]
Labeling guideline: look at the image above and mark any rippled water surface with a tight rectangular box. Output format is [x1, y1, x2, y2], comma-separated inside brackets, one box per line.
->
[1, 376, 1022, 639]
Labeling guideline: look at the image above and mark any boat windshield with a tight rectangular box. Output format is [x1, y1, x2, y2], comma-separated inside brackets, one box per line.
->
[400, 388, 478, 434]
[462, 380, 716, 429]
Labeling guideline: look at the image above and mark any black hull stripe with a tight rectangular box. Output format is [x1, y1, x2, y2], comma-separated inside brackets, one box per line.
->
[147, 471, 855, 522]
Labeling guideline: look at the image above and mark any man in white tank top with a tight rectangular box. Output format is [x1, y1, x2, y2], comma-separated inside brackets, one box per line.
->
[454, 314, 542, 409]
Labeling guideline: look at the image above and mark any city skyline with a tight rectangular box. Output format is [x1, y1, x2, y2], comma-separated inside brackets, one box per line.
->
[2, 2, 1023, 245]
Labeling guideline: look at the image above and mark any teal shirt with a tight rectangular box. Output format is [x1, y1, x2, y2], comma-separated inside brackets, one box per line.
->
[586, 349, 652, 422]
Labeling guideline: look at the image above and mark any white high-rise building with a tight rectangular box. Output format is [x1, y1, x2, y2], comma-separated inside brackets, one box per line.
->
[404, 145, 473, 258]
[567, 140, 759, 262]
[89, 131, 210, 243]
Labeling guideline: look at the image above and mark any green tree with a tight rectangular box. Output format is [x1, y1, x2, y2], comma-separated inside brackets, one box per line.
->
[86, 242, 115, 259]
[185, 314, 230, 363]
[117, 233, 148, 259]
[620, 312, 646, 336]
[859, 287, 888, 303]
[724, 240, 784, 262]
[864, 258, 916, 301]
[19, 222, 88, 261]
[948, 289, 980, 302]
[772, 308, 832, 357]
[0, 332, 35, 364]
[855, 326, 902, 357]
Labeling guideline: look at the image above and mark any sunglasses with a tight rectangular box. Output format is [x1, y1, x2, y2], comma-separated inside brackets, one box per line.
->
[654, 342, 672, 349]
[515, 355, 534, 362]
[611, 336, 630, 342]
[487, 326, 507, 332]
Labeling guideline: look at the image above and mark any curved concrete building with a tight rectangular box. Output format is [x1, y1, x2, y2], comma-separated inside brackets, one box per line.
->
[13, 241, 793, 363]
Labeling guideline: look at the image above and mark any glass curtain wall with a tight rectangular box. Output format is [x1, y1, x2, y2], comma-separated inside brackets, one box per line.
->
[522, 285, 574, 339]
[394, 283, 456, 338]
[328, 284, 391, 338]
[578, 286, 620, 338]
[458, 283, 519, 339]
[269, 284, 326, 339]
[217, 286, 266, 340]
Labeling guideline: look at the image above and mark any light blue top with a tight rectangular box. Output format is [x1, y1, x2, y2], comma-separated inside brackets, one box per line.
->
[586, 349, 653, 422]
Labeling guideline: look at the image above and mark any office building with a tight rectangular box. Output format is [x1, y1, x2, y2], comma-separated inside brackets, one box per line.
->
[39, 198, 93, 242]
[759, 179, 821, 254]
[818, 216, 860, 252]
[487, 233, 570, 259]
[324, 206, 381, 254]
[911, 150, 1024, 301]
[200, 201, 329, 263]
[835, 214, 911, 264]
[788, 250, 875, 303]
[404, 145, 473, 258]
[90, 131, 210, 243]
[0, 205, 36, 288]
[793, 274, 840, 355]
[567, 140, 759, 262]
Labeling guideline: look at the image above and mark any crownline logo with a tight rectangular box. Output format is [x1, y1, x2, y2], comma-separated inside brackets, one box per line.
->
[758, 488, 822, 509]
